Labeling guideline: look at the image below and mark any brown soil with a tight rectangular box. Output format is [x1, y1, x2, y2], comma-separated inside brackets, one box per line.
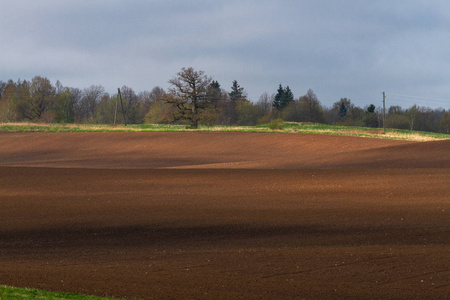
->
[0, 132, 449, 299]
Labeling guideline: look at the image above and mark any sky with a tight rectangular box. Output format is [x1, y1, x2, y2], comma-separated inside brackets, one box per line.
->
[1, 0, 450, 109]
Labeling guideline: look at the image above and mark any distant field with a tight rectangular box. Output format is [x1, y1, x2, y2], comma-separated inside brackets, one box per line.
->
[0, 122, 448, 141]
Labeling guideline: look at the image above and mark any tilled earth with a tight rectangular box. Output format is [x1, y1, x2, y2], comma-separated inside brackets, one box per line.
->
[0, 132, 449, 299]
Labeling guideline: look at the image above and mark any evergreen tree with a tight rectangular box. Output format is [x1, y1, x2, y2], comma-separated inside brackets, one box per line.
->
[339, 102, 348, 119]
[281, 86, 294, 109]
[207, 80, 223, 107]
[367, 104, 376, 113]
[273, 84, 294, 111]
[272, 84, 284, 110]
[362, 104, 378, 128]
[210, 80, 220, 90]
[229, 80, 245, 101]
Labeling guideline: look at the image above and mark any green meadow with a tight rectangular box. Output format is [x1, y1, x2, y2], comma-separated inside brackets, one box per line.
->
[0, 122, 448, 142]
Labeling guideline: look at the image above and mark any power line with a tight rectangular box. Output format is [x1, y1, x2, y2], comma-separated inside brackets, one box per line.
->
[388, 93, 450, 106]
[389, 97, 447, 106]
[389, 93, 449, 102]
[390, 98, 448, 106]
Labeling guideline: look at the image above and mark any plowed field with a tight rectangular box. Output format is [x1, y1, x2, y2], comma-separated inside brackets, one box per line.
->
[0, 132, 449, 299]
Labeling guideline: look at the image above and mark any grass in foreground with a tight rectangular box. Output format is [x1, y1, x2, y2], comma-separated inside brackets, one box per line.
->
[0, 122, 448, 142]
[0, 285, 120, 300]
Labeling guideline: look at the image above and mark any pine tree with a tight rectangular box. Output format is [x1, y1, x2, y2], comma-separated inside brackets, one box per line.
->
[339, 102, 348, 119]
[273, 84, 294, 111]
[207, 80, 222, 107]
[229, 80, 244, 101]
[367, 104, 376, 113]
[272, 84, 284, 110]
[281, 86, 294, 109]
[210, 80, 220, 90]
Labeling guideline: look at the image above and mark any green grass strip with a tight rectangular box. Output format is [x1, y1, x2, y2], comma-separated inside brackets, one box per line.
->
[0, 122, 448, 141]
[0, 285, 122, 300]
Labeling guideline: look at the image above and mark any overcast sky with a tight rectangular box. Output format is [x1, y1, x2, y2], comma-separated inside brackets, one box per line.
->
[1, 0, 449, 109]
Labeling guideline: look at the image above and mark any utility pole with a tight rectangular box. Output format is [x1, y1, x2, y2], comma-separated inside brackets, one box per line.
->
[117, 88, 127, 126]
[113, 91, 118, 126]
[382, 91, 386, 134]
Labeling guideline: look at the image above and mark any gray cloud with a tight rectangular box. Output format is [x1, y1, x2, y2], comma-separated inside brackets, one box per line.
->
[1, 0, 449, 108]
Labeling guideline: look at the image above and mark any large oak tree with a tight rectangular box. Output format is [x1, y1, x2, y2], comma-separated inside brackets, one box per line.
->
[167, 67, 212, 128]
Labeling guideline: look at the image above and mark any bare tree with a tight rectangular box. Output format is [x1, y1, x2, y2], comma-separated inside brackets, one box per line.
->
[0, 80, 6, 99]
[0, 80, 18, 122]
[16, 76, 55, 121]
[118, 86, 141, 124]
[139, 86, 166, 116]
[255, 92, 273, 122]
[55, 80, 65, 96]
[298, 89, 325, 123]
[406, 105, 420, 131]
[167, 67, 212, 128]
[94, 94, 115, 124]
[54, 88, 75, 123]
[144, 94, 176, 124]
[78, 85, 105, 123]
[440, 111, 450, 133]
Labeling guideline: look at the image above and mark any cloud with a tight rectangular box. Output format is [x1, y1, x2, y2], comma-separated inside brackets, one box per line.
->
[1, 0, 449, 108]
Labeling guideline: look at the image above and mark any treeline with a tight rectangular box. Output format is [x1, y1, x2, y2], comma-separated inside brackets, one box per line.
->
[0, 69, 449, 133]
